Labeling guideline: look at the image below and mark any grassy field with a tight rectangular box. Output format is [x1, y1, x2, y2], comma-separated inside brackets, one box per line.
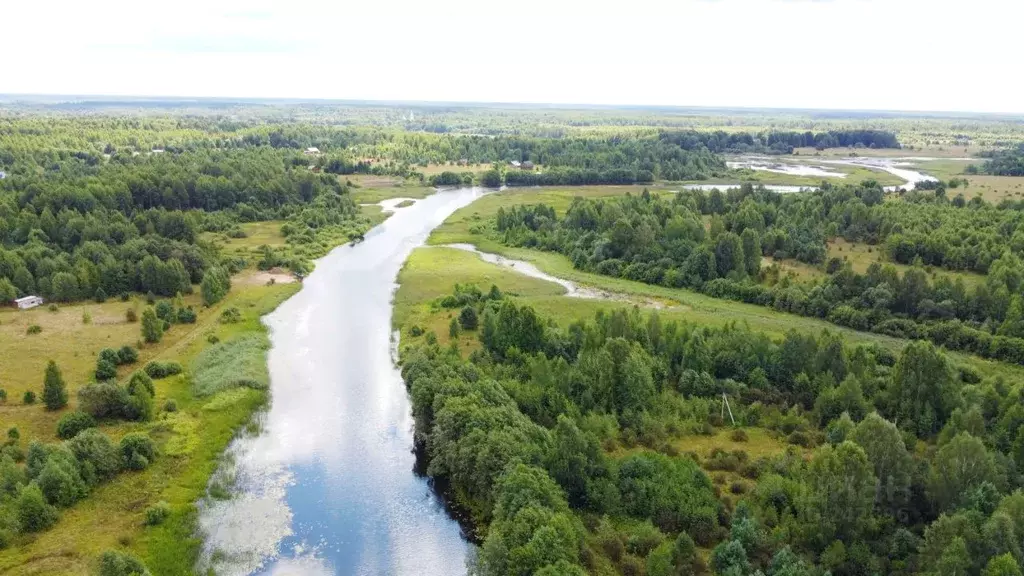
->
[412, 187, 1024, 382]
[0, 274, 301, 575]
[764, 238, 987, 290]
[200, 206, 388, 271]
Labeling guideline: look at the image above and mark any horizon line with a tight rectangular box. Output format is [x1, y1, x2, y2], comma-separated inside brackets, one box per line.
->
[2, 93, 1023, 120]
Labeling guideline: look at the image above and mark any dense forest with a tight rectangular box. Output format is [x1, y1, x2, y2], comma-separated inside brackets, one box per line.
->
[491, 184, 1024, 365]
[405, 292, 1024, 576]
[0, 141, 362, 302]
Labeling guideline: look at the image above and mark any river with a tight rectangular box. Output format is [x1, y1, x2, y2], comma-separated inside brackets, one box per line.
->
[693, 155, 940, 192]
[198, 188, 484, 576]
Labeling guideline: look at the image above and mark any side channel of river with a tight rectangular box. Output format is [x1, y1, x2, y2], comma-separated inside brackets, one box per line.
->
[197, 188, 483, 576]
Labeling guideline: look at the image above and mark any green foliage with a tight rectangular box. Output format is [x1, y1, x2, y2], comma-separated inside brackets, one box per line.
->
[42, 360, 68, 410]
[800, 441, 876, 548]
[119, 433, 156, 471]
[849, 412, 913, 514]
[985, 553, 1024, 576]
[56, 411, 97, 439]
[617, 452, 719, 541]
[16, 483, 58, 532]
[67, 429, 122, 485]
[97, 550, 152, 576]
[201, 267, 231, 306]
[458, 305, 479, 330]
[95, 358, 118, 381]
[928, 433, 1001, 512]
[891, 341, 959, 438]
[141, 308, 163, 343]
[219, 307, 242, 324]
[144, 501, 171, 526]
[143, 361, 182, 379]
[190, 334, 270, 396]
[23, 390, 36, 404]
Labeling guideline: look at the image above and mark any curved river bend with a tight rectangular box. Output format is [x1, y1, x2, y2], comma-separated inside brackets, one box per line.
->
[199, 188, 483, 576]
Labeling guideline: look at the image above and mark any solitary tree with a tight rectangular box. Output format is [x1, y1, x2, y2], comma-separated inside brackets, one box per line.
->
[141, 308, 163, 343]
[42, 360, 68, 411]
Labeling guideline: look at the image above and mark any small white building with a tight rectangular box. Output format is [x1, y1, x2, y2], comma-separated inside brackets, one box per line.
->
[0, 170, 6, 179]
[304, 147, 321, 156]
[14, 296, 44, 310]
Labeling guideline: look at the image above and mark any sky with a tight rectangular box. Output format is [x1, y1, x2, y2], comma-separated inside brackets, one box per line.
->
[1, 0, 1020, 114]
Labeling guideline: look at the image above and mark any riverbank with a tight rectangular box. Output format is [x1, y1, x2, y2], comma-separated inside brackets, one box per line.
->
[0, 273, 300, 575]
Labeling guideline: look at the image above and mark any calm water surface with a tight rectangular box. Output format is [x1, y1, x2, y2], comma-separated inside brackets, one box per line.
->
[198, 188, 484, 576]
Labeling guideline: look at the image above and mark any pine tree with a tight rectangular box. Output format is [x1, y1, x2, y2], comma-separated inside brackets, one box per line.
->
[42, 360, 68, 411]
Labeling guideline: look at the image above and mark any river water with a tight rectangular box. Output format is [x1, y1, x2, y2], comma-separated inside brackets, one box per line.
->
[693, 155, 939, 193]
[198, 188, 484, 576]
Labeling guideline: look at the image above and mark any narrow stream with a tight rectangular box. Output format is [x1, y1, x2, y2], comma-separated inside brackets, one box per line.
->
[197, 188, 483, 576]
[439, 243, 667, 308]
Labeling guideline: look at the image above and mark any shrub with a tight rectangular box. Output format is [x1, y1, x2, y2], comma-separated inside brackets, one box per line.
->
[144, 361, 182, 379]
[219, 307, 242, 324]
[26, 324, 42, 335]
[78, 382, 131, 419]
[155, 301, 174, 322]
[56, 411, 97, 439]
[95, 288, 107, 303]
[458, 306, 479, 330]
[99, 348, 120, 365]
[125, 308, 138, 323]
[163, 399, 178, 413]
[0, 389, 6, 403]
[176, 307, 196, 324]
[67, 429, 121, 484]
[23, 391, 36, 405]
[16, 483, 59, 532]
[95, 359, 118, 381]
[207, 334, 220, 344]
[47, 303, 58, 312]
[143, 501, 171, 526]
[97, 550, 152, 576]
[126, 372, 155, 397]
[730, 429, 749, 442]
[120, 433, 156, 471]
[409, 325, 424, 337]
[117, 346, 139, 365]
[82, 311, 92, 324]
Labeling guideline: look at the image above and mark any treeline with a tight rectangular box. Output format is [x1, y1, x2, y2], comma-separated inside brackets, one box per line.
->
[981, 144, 1024, 176]
[491, 184, 1024, 366]
[0, 119, 364, 303]
[659, 129, 900, 155]
[404, 292, 1024, 575]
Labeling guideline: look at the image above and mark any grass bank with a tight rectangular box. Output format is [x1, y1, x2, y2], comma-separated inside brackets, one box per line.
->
[0, 275, 300, 575]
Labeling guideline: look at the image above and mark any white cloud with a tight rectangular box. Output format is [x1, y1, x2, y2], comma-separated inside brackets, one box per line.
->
[1, 0, 1019, 113]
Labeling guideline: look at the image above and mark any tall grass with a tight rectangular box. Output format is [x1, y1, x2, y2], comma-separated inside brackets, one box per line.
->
[191, 334, 270, 397]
